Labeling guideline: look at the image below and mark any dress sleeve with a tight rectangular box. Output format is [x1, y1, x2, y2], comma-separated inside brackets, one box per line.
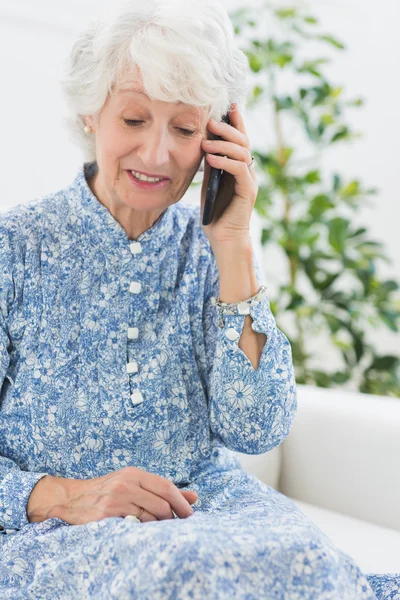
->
[202, 242, 298, 455]
[0, 220, 48, 532]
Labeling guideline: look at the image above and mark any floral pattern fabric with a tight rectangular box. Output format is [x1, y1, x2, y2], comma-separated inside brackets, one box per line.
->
[0, 161, 398, 598]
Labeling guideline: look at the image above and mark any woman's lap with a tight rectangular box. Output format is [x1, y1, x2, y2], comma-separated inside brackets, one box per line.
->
[0, 468, 387, 599]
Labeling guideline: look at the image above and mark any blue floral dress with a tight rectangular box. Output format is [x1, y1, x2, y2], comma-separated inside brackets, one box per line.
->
[0, 162, 398, 599]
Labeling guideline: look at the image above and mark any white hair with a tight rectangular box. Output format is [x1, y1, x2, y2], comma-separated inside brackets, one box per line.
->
[60, 0, 251, 164]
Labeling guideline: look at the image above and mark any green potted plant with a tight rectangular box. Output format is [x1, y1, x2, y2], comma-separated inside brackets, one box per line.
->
[225, 4, 400, 396]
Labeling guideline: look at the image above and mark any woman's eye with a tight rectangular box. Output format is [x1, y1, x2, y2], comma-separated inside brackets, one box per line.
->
[124, 120, 143, 126]
[124, 120, 195, 137]
[179, 128, 196, 137]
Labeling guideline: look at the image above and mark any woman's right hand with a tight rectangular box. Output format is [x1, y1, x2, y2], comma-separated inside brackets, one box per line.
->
[59, 466, 198, 525]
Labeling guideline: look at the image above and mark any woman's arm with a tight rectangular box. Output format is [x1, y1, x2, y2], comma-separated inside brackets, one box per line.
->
[0, 220, 49, 531]
[203, 241, 298, 455]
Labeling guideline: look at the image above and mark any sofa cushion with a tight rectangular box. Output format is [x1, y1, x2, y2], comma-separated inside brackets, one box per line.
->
[289, 496, 400, 574]
[232, 444, 282, 490]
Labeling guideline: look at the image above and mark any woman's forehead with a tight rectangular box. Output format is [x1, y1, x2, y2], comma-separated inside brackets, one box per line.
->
[114, 84, 210, 118]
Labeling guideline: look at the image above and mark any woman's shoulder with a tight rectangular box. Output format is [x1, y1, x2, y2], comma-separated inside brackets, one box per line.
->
[0, 186, 73, 248]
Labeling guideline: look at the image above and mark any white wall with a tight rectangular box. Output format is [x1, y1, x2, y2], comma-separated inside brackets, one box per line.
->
[0, 0, 399, 366]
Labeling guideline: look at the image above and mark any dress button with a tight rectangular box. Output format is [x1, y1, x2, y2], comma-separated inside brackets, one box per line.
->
[226, 328, 240, 341]
[129, 281, 142, 294]
[130, 242, 142, 255]
[127, 361, 139, 374]
[131, 391, 144, 405]
[237, 301, 250, 315]
[128, 327, 139, 340]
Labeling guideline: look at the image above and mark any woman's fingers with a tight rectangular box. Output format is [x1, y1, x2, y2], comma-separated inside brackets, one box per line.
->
[133, 489, 198, 522]
[124, 489, 198, 523]
[180, 489, 198, 504]
[125, 485, 175, 520]
[134, 469, 195, 519]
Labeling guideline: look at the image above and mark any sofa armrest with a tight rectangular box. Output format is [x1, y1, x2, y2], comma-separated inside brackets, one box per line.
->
[279, 384, 400, 532]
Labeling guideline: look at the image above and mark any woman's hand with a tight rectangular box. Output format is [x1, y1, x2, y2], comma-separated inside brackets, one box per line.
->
[200, 103, 258, 250]
[63, 467, 198, 524]
[28, 467, 198, 525]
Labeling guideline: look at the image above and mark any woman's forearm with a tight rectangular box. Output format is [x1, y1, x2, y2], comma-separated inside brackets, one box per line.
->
[215, 243, 267, 370]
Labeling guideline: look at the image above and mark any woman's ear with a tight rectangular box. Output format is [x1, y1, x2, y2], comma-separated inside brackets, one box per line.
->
[83, 115, 96, 131]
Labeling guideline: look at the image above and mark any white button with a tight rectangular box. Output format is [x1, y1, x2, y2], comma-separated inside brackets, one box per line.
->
[131, 391, 144, 405]
[128, 327, 139, 340]
[238, 302, 250, 315]
[130, 242, 142, 255]
[226, 328, 240, 341]
[129, 281, 142, 294]
[127, 361, 139, 374]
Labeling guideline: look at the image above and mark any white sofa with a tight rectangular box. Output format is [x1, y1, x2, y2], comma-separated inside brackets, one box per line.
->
[232, 383, 400, 575]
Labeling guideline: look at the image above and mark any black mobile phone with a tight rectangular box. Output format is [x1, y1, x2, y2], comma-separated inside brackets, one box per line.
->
[202, 112, 231, 226]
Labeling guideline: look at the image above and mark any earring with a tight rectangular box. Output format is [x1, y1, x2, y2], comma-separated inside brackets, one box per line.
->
[84, 125, 93, 134]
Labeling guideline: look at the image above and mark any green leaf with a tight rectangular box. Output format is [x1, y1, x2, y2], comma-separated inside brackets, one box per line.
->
[318, 35, 345, 50]
[321, 113, 335, 126]
[378, 310, 399, 332]
[333, 174, 341, 191]
[286, 292, 306, 310]
[310, 370, 333, 388]
[347, 98, 364, 107]
[253, 86, 264, 101]
[275, 8, 297, 19]
[261, 227, 273, 245]
[367, 355, 400, 372]
[248, 54, 263, 73]
[331, 371, 351, 383]
[331, 126, 350, 143]
[380, 280, 399, 294]
[316, 272, 341, 291]
[349, 227, 368, 239]
[323, 290, 349, 309]
[254, 189, 272, 219]
[304, 170, 321, 184]
[309, 194, 335, 218]
[304, 16, 318, 25]
[331, 87, 344, 98]
[275, 54, 293, 68]
[274, 95, 294, 110]
[292, 25, 313, 39]
[324, 313, 344, 334]
[266, 40, 294, 68]
[341, 180, 361, 197]
[350, 330, 365, 363]
[297, 59, 330, 78]
[328, 218, 349, 254]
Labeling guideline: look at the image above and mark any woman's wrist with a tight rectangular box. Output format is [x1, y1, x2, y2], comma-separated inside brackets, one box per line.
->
[27, 475, 76, 523]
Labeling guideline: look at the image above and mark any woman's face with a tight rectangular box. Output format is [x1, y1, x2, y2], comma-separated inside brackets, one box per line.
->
[85, 74, 211, 214]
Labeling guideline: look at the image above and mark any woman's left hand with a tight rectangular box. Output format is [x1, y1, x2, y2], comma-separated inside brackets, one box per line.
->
[200, 103, 258, 250]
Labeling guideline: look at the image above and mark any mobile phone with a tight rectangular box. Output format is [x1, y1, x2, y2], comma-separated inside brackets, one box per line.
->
[202, 112, 231, 226]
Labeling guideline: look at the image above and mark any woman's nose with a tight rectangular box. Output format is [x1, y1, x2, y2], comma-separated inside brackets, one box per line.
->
[137, 129, 172, 169]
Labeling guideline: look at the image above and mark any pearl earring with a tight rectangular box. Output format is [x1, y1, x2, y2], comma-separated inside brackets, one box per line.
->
[84, 125, 93, 134]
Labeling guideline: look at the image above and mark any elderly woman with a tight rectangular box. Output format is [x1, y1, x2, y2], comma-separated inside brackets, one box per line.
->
[0, 1, 388, 599]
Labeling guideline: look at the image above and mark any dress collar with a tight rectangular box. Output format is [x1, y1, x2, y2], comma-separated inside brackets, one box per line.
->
[70, 161, 176, 255]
